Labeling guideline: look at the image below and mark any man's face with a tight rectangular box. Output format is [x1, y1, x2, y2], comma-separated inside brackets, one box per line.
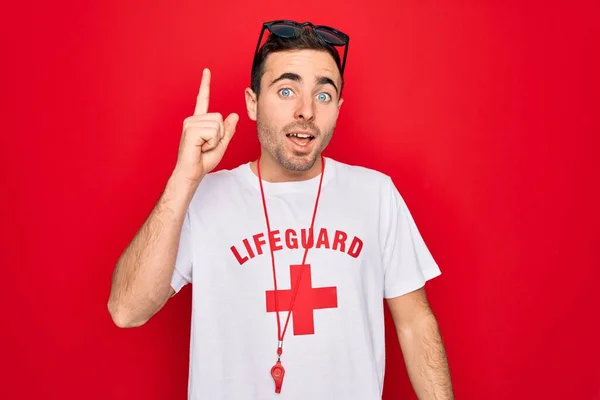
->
[246, 49, 344, 172]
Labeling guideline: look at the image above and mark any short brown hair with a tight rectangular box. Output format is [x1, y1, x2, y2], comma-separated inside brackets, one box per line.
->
[250, 28, 344, 97]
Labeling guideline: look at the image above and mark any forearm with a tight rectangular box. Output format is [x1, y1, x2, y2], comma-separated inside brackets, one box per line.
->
[108, 171, 198, 327]
[397, 313, 454, 400]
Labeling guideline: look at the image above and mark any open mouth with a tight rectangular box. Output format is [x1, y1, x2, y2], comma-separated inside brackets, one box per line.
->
[286, 132, 315, 147]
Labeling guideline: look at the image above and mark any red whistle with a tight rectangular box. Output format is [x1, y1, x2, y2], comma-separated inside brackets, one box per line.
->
[270, 360, 285, 393]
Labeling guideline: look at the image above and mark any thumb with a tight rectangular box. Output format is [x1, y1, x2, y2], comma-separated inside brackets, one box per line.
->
[223, 113, 239, 142]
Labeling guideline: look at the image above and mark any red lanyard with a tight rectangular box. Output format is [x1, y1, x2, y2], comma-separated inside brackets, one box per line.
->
[256, 155, 326, 394]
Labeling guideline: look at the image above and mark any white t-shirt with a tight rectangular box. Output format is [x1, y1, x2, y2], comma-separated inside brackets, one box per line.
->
[171, 157, 441, 400]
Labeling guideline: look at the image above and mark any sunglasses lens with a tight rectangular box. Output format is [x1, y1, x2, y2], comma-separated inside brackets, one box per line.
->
[269, 22, 301, 38]
[315, 28, 346, 46]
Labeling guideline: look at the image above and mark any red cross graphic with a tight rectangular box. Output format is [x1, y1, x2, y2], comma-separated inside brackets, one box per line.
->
[266, 264, 338, 335]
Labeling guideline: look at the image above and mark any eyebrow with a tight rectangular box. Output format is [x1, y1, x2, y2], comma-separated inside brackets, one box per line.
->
[269, 72, 339, 94]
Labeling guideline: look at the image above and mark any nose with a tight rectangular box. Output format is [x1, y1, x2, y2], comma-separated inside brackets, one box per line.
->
[293, 94, 315, 121]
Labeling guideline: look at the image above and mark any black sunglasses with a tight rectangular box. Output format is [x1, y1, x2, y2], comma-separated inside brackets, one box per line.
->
[252, 20, 350, 75]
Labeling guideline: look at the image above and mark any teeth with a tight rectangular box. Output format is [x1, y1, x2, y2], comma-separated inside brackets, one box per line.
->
[289, 133, 313, 139]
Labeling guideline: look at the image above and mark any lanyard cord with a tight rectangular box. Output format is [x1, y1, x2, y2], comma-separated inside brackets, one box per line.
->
[256, 155, 326, 358]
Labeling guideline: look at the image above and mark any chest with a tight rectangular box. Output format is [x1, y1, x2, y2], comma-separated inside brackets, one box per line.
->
[187, 188, 385, 324]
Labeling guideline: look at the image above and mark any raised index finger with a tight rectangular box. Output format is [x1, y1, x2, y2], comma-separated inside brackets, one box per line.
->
[194, 68, 210, 115]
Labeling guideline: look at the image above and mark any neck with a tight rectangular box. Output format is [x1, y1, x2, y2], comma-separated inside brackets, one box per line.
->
[250, 152, 323, 183]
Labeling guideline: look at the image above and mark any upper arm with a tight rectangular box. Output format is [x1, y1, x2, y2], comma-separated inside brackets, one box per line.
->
[381, 176, 442, 299]
[386, 286, 435, 333]
[170, 210, 193, 294]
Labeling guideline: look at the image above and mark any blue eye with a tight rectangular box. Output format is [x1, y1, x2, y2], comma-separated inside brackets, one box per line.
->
[280, 88, 293, 97]
[317, 93, 331, 102]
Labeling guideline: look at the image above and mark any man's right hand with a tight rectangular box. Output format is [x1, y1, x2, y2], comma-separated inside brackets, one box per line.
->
[174, 68, 239, 184]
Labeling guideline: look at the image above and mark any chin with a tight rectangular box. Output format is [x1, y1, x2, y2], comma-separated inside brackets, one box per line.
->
[278, 152, 319, 172]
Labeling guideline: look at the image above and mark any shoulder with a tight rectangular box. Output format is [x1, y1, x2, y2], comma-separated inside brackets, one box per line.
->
[327, 158, 405, 214]
[200, 162, 249, 187]
[188, 161, 251, 205]
[327, 157, 395, 191]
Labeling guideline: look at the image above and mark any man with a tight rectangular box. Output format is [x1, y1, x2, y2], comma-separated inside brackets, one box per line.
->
[108, 20, 454, 400]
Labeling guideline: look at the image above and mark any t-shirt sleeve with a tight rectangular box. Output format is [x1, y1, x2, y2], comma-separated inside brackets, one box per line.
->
[382, 177, 441, 299]
[170, 210, 193, 293]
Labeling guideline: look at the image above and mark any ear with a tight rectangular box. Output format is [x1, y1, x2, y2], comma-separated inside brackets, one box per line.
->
[338, 98, 344, 109]
[245, 88, 257, 121]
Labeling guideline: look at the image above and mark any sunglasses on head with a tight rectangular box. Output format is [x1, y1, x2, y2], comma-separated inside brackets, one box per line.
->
[252, 20, 350, 75]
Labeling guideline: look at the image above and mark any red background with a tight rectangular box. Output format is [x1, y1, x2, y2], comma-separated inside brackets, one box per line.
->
[1, 1, 599, 399]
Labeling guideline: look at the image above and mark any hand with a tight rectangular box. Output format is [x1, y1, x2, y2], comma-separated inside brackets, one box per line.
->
[174, 68, 239, 184]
